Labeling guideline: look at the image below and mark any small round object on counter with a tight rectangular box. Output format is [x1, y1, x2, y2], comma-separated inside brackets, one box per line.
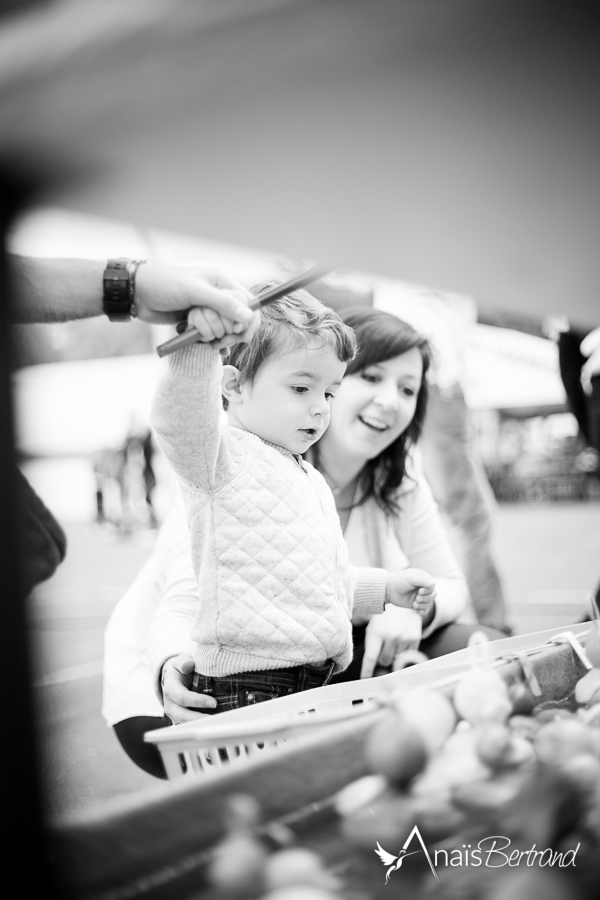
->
[558, 752, 600, 795]
[364, 711, 428, 785]
[476, 723, 534, 770]
[453, 666, 509, 726]
[334, 775, 387, 817]
[208, 831, 268, 896]
[394, 687, 457, 754]
[534, 718, 596, 765]
[508, 682, 537, 716]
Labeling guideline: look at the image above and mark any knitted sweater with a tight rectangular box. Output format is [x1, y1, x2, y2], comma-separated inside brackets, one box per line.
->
[151, 344, 385, 676]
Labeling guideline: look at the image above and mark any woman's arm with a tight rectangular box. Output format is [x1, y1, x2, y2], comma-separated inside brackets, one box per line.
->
[396, 469, 469, 636]
[145, 513, 218, 721]
[146, 533, 199, 699]
[102, 507, 197, 726]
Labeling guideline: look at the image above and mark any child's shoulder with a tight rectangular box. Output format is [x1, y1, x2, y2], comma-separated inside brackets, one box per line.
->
[302, 457, 333, 493]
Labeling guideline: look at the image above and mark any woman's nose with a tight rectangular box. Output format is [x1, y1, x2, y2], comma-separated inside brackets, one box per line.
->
[373, 382, 399, 410]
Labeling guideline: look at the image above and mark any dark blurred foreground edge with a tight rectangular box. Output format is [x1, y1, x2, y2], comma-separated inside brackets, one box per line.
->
[0, 172, 60, 897]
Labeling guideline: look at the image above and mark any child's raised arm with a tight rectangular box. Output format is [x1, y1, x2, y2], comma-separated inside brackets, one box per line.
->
[151, 302, 258, 490]
[151, 342, 229, 492]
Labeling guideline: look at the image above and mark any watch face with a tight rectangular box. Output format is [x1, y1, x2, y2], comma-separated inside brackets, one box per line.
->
[103, 263, 132, 321]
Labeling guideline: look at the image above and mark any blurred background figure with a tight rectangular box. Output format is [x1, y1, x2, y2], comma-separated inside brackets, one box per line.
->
[548, 320, 600, 614]
[554, 323, 600, 458]
[296, 264, 510, 635]
[92, 445, 127, 528]
[92, 418, 157, 534]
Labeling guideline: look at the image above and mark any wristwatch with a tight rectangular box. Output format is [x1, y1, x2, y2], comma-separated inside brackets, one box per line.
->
[102, 258, 146, 322]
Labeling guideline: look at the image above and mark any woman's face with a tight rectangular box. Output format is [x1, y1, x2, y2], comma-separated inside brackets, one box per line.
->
[323, 348, 424, 462]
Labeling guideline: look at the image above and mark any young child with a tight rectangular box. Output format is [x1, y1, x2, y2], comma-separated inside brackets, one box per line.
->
[150, 289, 434, 713]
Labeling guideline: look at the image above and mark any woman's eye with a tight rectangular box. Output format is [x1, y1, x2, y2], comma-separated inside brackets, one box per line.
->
[361, 372, 380, 383]
[325, 392, 334, 401]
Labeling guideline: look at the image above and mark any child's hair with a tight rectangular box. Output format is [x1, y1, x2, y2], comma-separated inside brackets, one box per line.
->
[222, 284, 357, 408]
[315, 307, 432, 517]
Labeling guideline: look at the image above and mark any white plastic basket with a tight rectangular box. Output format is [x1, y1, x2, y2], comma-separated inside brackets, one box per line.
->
[144, 623, 592, 781]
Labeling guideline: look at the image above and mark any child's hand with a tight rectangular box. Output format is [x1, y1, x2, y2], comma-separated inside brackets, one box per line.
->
[187, 304, 260, 351]
[385, 568, 437, 621]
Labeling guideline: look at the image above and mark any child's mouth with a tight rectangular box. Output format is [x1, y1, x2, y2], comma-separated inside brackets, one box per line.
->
[299, 428, 318, 438]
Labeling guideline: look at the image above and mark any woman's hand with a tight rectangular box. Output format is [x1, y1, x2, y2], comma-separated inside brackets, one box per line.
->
[161, 654, 217, 724]
[360, 606, 423, 678]
[385, 568, 437, 624]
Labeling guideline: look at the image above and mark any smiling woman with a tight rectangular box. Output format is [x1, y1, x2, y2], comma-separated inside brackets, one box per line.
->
[314, 308, 431, 517]
[306, 308, 489, 684]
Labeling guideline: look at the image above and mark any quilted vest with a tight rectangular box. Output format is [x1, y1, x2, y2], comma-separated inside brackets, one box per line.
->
[152, 344, 353, 676]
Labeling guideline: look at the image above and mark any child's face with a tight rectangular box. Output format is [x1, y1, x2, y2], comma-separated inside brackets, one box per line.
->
[226, 342, 346, 454]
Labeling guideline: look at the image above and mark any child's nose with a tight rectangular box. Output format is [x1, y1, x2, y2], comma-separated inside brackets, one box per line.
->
[310, 399, 327, 417]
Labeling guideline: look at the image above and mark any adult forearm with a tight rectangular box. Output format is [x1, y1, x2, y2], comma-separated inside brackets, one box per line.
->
[9, 255, 256, 327]
[11, 256, 105, 323]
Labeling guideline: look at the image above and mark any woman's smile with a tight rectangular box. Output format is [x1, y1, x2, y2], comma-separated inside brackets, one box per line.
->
[358, 414, 391, 433]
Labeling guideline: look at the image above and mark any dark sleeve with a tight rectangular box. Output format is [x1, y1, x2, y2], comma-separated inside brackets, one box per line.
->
[587, 375, 600, 453]
[16, 468, 67, 595]
[557, 330, 590, 444]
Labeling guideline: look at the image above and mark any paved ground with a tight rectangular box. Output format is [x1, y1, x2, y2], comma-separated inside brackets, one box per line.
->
[30, 502, 600, 819]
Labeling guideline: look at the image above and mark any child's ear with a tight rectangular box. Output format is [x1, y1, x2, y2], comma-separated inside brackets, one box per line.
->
[222, 365, 244, 405]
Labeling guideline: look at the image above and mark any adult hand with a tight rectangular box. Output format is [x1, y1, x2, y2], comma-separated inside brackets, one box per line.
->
[135, 263, 257, 332]
[360, 606, 423, 679]
[161, 654, 217, 724]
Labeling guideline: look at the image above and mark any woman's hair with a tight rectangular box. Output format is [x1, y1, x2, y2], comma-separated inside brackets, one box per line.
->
[222, 284, 357, 408]
[329, 306, 432, 517]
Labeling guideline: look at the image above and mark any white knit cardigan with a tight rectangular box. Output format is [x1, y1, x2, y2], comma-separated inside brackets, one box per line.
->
[151, 344, 386, 677]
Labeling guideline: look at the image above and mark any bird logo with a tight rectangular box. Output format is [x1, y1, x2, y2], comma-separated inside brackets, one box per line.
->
[374, 825, 439, 883]
[374, 843, 420, 882]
